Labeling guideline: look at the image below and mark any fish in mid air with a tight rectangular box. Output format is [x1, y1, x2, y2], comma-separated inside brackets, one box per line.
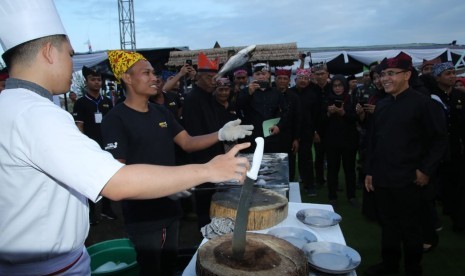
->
[214, 45, 256, 80]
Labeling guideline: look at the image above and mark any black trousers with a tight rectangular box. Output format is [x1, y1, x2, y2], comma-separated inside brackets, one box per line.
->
[126, 219, 179, 276]
[298, 139, 315, 191]
[438, 155, 465, 228]
[314, 139, 326, 183]
[420, 175, 440, 246]
[326, 145, 357, 200]
[374, 185, 423, 275]
[288, 150, 297, 182]
[279, 133, 297, 182]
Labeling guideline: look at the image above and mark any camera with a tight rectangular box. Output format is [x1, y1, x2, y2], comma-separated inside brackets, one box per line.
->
[185, 59, 192, 66]
[334, 99, 343, 108]
[255, 81, 269, 89]
[358, 97, 367, 105]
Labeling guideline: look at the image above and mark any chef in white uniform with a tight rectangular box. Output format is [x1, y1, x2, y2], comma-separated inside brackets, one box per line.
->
[0, 1, 251, 274]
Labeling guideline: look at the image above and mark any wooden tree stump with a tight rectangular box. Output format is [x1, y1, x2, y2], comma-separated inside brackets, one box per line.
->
[210, 188, 288, 230]
[196, 232, 308, 276]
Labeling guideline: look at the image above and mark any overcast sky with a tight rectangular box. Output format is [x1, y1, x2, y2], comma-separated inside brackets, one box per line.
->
[19, 0, 465, 53]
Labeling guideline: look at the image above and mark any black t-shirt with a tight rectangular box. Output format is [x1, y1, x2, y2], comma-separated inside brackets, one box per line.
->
[101, 102, 184, 223]
[73, 93, 113, 147]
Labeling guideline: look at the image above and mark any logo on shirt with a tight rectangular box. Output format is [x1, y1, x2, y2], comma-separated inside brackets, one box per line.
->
[105, 142, 118, 150]
[159, 121, 168, 128]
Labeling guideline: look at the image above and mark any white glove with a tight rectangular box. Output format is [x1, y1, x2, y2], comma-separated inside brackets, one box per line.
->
[168, 190, 192, 200]
[218, 119, 254, 141]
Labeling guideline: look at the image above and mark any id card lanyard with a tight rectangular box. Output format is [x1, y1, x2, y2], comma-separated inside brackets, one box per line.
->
[85, 94, 103, 123]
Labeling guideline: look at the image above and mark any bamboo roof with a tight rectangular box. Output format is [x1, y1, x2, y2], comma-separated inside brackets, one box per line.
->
[165, 42, 299, 67]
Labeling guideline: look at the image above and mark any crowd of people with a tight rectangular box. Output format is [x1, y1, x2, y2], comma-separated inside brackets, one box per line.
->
[1, 1, 465, 275]
[75, 51, 464, 275]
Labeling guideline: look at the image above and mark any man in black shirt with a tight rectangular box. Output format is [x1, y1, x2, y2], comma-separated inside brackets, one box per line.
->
[102, 50, 252, 275]
[431, 62, 465, 232]
[364, 53, 447, 276]
[309, 63, 332, 187]
[275, 68, 301, 182]
[289, 68, 320, 195]
[182, 53, 228, 229]
[236, 63, 289, 153]
[73, 66, 116, 224]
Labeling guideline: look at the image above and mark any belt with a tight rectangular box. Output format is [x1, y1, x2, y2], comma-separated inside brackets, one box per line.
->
[43, 251, 83, 276]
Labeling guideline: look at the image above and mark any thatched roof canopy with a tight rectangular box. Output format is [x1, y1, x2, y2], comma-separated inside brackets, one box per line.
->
[166, 42, 298, 67]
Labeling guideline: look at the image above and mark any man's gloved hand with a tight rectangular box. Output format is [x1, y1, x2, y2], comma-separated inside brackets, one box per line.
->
[168, 190, 192, 200]
[218, 119, 254, 141]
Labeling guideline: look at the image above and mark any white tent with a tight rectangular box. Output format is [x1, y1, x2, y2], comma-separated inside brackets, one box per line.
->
[297, 43, 465, 74]
[72, 51, 108, 72]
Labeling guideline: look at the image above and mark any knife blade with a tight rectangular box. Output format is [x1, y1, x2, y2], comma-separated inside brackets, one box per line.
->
[231, 137, 264, 259]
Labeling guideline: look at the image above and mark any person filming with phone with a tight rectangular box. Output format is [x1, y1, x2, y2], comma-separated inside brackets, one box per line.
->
[321, 75, 361, 208]
[236, 63, 290, 153]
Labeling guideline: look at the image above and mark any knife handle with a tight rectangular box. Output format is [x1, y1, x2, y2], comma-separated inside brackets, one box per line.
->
[246, 137, 264, 180]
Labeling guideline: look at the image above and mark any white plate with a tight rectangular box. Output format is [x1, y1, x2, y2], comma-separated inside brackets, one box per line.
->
[267, 227, 318, 249]
[296, 208, 342, 228]
[302, 242, 361, 274]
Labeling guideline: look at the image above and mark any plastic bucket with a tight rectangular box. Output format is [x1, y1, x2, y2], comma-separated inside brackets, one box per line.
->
[87, 238, 139, 275]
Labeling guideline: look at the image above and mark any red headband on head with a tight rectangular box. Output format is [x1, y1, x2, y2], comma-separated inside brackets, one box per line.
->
[275, 68, 292, 77]
[216, 77, 231, 87]
[234, 69, 247, 76]
[296, 68, 311, 77]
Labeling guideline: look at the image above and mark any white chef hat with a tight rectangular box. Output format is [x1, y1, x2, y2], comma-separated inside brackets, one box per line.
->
[0, 0, 67, 52]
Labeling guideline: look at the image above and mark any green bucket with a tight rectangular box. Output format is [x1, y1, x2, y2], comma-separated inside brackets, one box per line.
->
[87, 238, 139, 275]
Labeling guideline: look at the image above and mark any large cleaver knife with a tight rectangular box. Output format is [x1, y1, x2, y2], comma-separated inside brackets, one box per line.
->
[232, 137, 264, 259]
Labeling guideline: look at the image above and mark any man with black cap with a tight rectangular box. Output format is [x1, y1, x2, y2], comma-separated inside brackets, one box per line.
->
[420, 57, 441, 76]
[236, 62, 289, 153]
[431, 62, 465, 233]
[74, 65, 117, 224]
[364, 52, 447, 276]
[0, 1, 251, 274]
[309, 63, 332, 187]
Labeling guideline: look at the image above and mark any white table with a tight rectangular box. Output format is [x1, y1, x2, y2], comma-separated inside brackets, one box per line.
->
[182, 202, 346, 276]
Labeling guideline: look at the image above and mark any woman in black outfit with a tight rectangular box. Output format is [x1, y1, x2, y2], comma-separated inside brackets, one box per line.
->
[322, 75, 361, 207]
